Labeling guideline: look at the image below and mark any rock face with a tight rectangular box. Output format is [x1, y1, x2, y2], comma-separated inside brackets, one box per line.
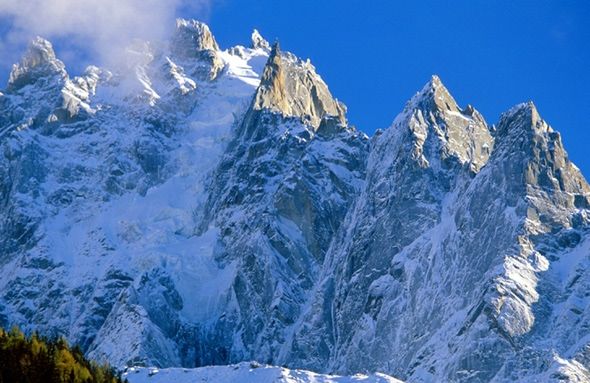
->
[170, 19, 224, 80]
[195, 39, 367, 365]
[7, 37, 68, 91]
[281, 90, 590, 382]
[253, 43, 347, 128]
[0, 18, 589, 383]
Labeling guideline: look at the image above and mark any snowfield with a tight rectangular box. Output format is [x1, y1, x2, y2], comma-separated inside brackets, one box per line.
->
[123, 363, 402, 383]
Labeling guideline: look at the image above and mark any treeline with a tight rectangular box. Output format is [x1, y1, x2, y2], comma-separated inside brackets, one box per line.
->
[0, 327, 126, 383]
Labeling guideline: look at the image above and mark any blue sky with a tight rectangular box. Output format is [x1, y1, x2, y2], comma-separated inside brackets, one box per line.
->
[205, 0, 590, 176]
[1, 1, 589, 176]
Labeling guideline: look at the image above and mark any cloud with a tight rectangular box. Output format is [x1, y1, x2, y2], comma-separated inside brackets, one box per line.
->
[0, 0, 211, 76]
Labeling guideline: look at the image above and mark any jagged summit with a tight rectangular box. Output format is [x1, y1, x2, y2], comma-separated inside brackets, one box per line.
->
[254, 41, 288, 112]
[491, 101, 590, 214]
[0, 17, 589, 383]
[409, 75, 463, 115]
[494, 101, 561, 150]
[252, 41, 346, 128]
[388, 75, 493, 172]
[423, 73, 445, 92]
[7, 37, 67, 91]
[172, 18, 219, 53]
[251, 29, 271, 51]
[495, 101, 553, 138]
[169, 19, 224, 80]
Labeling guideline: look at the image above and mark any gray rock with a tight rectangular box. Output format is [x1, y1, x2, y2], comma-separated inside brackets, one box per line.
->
[7, 37, 67, 91]
[253, 43, 347, 128]
[170, 18, 224, 80]
[0, 19, 588, 383]
[282, 87, 590, 382]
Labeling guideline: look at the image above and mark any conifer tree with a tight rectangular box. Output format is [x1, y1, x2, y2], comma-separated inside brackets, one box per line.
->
[0, 326, 126, 383]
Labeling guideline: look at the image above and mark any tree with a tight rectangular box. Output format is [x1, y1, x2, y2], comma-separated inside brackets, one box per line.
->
[0, 326, 126, 383]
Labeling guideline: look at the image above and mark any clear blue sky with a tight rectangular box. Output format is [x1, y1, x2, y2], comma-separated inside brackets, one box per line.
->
[2, 1, 589, 177]
[204, 0, 590, 177]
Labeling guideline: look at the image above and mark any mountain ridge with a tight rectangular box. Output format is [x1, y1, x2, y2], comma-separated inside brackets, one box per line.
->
[0, 18, 589, 383]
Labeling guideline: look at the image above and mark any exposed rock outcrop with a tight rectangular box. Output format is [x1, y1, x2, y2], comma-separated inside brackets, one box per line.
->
[0, 19, 589, 383]
[253, 43, 347, 128]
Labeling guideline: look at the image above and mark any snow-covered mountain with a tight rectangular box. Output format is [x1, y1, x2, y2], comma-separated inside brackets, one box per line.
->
[0, 19, 589, 383]
[283, 79, 590, 382]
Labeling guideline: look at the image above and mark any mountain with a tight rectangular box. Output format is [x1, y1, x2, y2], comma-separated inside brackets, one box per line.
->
[0, 19, 589, 383]
[283, 79, 590, 382]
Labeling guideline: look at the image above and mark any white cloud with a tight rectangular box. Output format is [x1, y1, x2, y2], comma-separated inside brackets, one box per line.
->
[0, 0, 211, 75]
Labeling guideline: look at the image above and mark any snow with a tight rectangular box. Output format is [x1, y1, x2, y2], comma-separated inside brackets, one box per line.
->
[550, 231, 590, 284]
[123, 363, 402, 383]
[0, 24, 272, 366]
[1, 18, 590, 383]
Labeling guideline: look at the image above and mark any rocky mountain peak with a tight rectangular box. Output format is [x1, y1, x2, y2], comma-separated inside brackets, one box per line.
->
[169, 19, 224, 80]
[251, 29, 271, 51]
[254, 41, 288, 112]
[495, 101, 552, 140]
[494, 101, 560, 155]
[389, 75, 493, 172]
[172, 19, 219, 54]
[7, 37, 67, 91]
[410, 74, 460, 115]
[493, 101, 590, 213]
[252, 41, 346, 128]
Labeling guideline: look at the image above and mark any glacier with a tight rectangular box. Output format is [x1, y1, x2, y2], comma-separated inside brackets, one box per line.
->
[0, 18, 589, 383]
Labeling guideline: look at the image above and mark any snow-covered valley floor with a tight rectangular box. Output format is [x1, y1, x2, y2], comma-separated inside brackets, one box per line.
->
[122, 362, 403, 383]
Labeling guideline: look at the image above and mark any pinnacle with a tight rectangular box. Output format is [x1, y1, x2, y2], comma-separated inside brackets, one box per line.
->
[270, 41, 281, 58]
[407, 74, 460, 115]
[495, 101, 548, 138]
[172, 18, 219, 54]
[422, 74, 450, 98]
[28, 37, 56, 57]
[251, 40, 346, 128]
[7, 36, 67, 91]
[507, 101, 537, 116]
[390, 74, 493, 173]
[20, 37, 60, 68]
[254, 40, 287, 112]
[260, 41, 283, 86]
[428, 74, 444, 89]
[251, 29, 271, 51]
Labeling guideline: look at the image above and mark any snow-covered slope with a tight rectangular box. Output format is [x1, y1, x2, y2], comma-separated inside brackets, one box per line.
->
[282, 82, 590, 382]
[123, 363, 402, 383]
[0, 18, 368, 370]
[0, 18, 589, 383]
[0, 20, 274, 367]
[194, 42, 367, 365]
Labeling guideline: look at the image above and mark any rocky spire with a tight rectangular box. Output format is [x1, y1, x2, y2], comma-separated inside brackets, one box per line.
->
[170, 19, 224, 80]
[250, 29, 271, 51]
[495, 101, 550, 139]
[389, 75, 493, 172]
[413, 75, 458, 112]
[172, 19, 219, 54]
[252, 41, 347, 128]
[254, 42, 289, 112]
[493, 101, 590, 214]
[7, 37, 67, 91]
